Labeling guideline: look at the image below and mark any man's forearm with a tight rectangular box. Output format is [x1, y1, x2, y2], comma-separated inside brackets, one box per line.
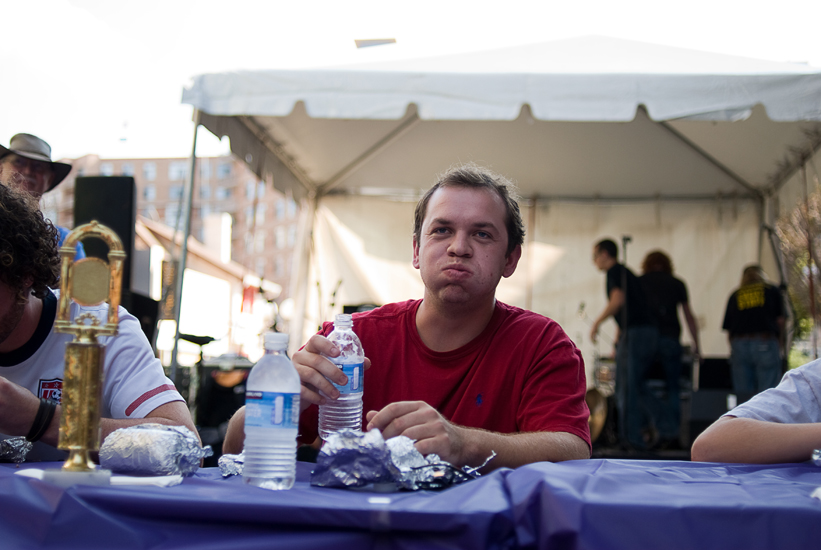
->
[458, 427, 590, 470]
[692, 417, 821, 463]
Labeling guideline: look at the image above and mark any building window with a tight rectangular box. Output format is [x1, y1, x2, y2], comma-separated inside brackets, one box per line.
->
[287, 224, 297, 247]
[143, 162, 157, 181]
[201, 204, 211, 218]
[246, 180, 256, 199]
[276, 199, 285, 220]
[245, 206, 254, 228]
[200, 184, 211, 199]
[287, 199, 297, 218]
[245, 234, 253, 253]
[275, 257, 285, 277]
[255, 233, 265, 253]
[215, 186, 231, 200]
[256, 257, 266, 276]
[199, 159, 211, 179]
[217, 162, 232, 179]
[164, 205, 180, 227]
[255, 204, 265, 225]
[100, 163, 114, 176]
[276, 226, 286, 249]
[169, 161, 188, 181]
[143, 184, 156, 201]
[169, 185, 184, 200]
[257, 181, 265, 198]
[121, 163, 134, 176]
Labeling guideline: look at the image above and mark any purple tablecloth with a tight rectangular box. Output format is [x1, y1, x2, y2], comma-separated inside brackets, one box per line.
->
[507, 459, 821, 550]
[0, 461, 515, 550]
[2, 459, 820, 549]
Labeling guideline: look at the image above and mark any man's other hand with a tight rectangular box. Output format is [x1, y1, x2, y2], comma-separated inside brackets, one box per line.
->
[365, 401, 467, 466]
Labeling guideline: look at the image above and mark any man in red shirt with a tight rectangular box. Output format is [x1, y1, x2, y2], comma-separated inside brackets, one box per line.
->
[225, 165, 590, 469]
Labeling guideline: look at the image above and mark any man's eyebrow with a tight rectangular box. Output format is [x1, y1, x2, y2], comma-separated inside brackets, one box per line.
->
[428, 217, 501, 230]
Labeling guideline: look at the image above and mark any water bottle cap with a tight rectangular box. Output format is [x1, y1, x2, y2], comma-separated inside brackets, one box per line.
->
[263, 332, 289, 350]
[334, 313, 353, 327]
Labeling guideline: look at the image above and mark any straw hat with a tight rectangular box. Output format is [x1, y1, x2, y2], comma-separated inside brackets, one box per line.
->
[0, 133, 72, 192]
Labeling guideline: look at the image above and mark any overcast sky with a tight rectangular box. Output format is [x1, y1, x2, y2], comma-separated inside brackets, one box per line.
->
[3, 0, 820, 160]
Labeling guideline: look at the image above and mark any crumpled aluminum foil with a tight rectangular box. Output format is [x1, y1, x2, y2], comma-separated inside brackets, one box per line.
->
[219, 452, 244, 477]
[0, 437, 32, 463]
[813, 449, 821, 467]
[310, 429, 493, 491]
[311, 429, 397, 488]
[99, 424, 212, 476]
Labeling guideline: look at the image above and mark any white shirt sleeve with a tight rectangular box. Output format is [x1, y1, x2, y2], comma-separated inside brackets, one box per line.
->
[726, 360, 821, 424]
[97, 305, 184, 419]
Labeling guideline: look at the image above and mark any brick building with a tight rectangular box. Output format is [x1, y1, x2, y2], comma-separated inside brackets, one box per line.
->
[41, 154, 299, 300]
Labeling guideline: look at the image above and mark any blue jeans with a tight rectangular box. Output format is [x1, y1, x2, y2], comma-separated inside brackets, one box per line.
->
[650, 336, 682, 440]
[615, 326, 659, 449]
[730, 337, 781, 394]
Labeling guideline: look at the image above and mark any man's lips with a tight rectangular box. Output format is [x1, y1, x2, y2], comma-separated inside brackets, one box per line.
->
[442, 264, 471, 276]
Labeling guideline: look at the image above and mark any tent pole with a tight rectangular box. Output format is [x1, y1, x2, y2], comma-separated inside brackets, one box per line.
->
[291, 192, 319, 348]
[319, 112, 420, 194]
[170, 110, 201, 390]
[656, 120, 762, 199]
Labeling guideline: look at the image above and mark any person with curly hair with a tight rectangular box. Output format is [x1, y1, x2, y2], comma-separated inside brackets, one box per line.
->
[0, 133, 84, 260]
[0, 184, 197, 461]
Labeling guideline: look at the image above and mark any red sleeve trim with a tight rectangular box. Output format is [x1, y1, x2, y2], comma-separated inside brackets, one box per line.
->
[125, 384, 179, 416]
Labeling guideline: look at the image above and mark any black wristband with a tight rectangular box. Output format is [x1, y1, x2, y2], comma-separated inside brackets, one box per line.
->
[26, 398, 57, 443]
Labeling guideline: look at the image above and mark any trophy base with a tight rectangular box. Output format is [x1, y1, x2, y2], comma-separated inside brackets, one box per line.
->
[41, 468, 111, 488]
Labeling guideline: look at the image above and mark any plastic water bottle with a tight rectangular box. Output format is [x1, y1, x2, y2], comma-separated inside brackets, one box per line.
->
[318, 313, 365, 440]
[243, 332, 300, 490]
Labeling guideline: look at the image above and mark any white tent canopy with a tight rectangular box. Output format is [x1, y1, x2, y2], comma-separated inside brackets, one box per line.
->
[182, 36, 821, 369]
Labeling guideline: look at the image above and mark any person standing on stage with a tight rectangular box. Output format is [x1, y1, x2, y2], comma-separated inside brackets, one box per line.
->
[722, 265, 785, 394]
[591, 239, 657, 450]
[640, 250, 700, 448]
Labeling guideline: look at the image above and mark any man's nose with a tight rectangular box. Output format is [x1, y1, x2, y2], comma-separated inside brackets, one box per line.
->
[448, 231, 472, 256]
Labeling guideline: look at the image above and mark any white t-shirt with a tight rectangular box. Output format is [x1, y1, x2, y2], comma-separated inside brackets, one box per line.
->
[726, 360, 821, 423]
[0, 290, 184, 460]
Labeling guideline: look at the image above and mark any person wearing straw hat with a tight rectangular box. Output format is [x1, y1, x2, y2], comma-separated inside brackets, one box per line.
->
[0, 133, 84, 259]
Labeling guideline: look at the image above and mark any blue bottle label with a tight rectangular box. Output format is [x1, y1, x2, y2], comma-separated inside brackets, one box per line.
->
[245, 391, 300, 429]
[331, 362, 364, 395]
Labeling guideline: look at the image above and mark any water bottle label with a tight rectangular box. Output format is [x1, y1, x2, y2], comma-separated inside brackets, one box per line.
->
[331, 362, 364, 395]
[245, 391, 300, 429]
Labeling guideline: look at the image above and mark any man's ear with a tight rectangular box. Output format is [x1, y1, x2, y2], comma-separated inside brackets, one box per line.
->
[412, 235, 420, 270]
[502, 245, 522, 278]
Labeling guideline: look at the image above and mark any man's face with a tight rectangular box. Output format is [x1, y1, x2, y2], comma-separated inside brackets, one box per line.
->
[0, 280, 27, 350]
[412, 186, 520, 306]
[592, 246, 610, 271]
[0, 154, 54, 197]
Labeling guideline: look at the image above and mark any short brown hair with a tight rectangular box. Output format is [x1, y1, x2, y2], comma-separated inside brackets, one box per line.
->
[0, 184, 60, 302]
[642, 250, 673, 274]
[413, 164, 525, 256]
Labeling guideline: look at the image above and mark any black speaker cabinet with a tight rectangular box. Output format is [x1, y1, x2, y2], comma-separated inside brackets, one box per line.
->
[73, 176, 136, 308]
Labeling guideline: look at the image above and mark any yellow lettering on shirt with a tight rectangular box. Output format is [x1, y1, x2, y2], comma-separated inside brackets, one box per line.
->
[736, 284, 765, 311]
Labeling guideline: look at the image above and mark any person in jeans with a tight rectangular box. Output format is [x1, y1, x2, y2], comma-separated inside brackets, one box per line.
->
[640, 250, 700, 448]
[722, 265, 785, 394]
[591, 239, 657, 450]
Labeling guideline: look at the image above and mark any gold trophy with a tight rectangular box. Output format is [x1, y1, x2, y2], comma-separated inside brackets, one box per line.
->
[44, 221, 125, 485]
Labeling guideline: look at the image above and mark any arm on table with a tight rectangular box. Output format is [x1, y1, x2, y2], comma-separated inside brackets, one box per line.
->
[691, 416, 821, 463]
[590, 287, 624, 344]
[366, 401, 590, 470]
[0, 376, 199, 446]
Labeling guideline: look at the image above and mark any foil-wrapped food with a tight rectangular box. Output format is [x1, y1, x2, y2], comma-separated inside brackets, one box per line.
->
[99, 424, 212, 476]
[0, 437, 33, 463]
[813, 448, 821, 467]
[310, 429, 493, 491]
[218, 452, 244, 477]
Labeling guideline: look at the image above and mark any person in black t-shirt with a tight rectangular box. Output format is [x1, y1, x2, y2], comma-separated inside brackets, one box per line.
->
[722, 265, 785, 394]
[640, 250, 700, 447]
[592, 239, 658, 450]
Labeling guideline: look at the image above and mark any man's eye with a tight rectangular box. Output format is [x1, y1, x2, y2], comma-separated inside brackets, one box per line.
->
[476, 231, 491, 239]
